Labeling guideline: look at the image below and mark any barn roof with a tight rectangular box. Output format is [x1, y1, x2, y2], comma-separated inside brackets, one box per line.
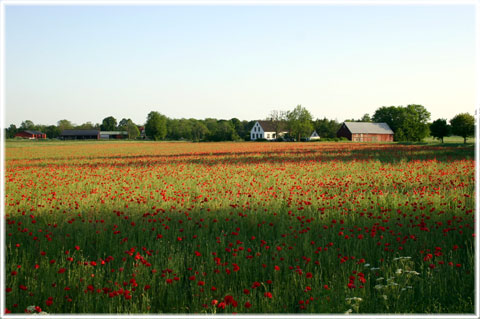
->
[60, 129, 100, 136]
[343, 122, 393, 134]
[24, 130, 45, 135]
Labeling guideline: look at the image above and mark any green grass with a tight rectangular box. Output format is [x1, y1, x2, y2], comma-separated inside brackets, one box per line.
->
[423, 135, 475, 144]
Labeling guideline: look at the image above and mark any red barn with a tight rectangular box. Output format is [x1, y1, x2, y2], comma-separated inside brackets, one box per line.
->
[337, 122, 394, 142]
[15, 130, 46, 139]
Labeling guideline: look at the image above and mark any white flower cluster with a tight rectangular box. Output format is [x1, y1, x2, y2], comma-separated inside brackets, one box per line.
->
[26, 305, 48, 315]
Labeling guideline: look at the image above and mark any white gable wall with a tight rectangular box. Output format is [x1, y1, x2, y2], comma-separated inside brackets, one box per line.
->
[250, 122, 276, 141]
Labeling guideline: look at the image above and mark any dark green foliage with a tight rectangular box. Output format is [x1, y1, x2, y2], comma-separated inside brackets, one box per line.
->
[43, 125, 61, 138]
[145, 111, 167, 140]
[287, 105, 313, 141]
[5, 124, 17, 138]
[20, 120, 35, 130]
[126, 122, 140, 139]
[450, 113, 475, 144]
[100, 116, 117, 131]
[313, 118, 341, 138]
[206, 120, 240, 141]
[76, 122, 96, 130]
[430, 119, 451, 143]
[373, 105, 430, 141]
[57, 119, 74, 131]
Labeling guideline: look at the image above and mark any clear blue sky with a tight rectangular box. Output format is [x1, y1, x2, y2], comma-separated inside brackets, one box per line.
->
[5, 4, 475, 126]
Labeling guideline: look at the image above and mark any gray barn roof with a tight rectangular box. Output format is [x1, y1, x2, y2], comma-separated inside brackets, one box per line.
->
[343, 122, 393, 134]
[60, 130, 100, 136]
[24, 130, 45, 135]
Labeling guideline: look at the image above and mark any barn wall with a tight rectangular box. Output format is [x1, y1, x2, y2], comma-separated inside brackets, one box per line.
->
[351, 134, 393, 142]
[15, 132, 34, 138]
[336, 125, 352, 140]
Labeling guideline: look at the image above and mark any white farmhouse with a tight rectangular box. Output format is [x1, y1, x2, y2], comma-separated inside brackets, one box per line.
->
[250, 121, 288, 141]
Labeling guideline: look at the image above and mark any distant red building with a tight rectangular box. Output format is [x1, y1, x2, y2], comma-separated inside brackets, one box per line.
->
[15, 130, 46, 139]
[337, 122, 394, 142]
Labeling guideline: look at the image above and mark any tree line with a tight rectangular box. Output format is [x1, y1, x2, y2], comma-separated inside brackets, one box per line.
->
[5, 104, 475, 143]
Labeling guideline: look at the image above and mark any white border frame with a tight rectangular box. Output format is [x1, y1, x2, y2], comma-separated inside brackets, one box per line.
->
[0, 0, 478, 318]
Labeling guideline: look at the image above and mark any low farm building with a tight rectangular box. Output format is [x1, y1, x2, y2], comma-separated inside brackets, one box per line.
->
[15, 130, 46, 139]
[60, 130, 100, 140]
[308, 131, 320, 141]
[337, 122, 394, 142]
[100, 131, 128, 139]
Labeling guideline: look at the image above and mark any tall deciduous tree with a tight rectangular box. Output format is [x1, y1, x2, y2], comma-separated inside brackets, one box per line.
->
[20, 120, 35, 130]
[286, 105, 313, 142]
[6, 124, 17, 138]
[101, 116, 117, 131]
[190, 119, 208, 141]
[430, 119, 450, 143]
[450, 113, 475, 143]
[76, 122, 95, 130]
[145, 111, 167, 140]
[360, 113, 371, 122]
[372, 105, 430, 141]
[372, 106, 405, 137]
[126, 121, 140, 139]
[44, 125, 60, 138]
[57, 119, 74, 132]
[267, 110, 287, 140]
[313, 118, 340, 138]
[118, 118, 131, 130]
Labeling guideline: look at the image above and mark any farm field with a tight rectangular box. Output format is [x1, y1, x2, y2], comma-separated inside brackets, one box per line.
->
[3, 141, 475, 314]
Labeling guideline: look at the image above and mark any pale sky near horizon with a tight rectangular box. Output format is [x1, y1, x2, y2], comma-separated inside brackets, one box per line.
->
[4, 4, 476, 127]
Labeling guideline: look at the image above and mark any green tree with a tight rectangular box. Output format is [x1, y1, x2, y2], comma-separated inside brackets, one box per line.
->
[430, 119, 450, 143]
[101, 116, 117, 131]
[190, 119, 208, 141]
[450, 113, 475, 144]
[6, 124, 17, 138]
[166, 118, 181, 140]
[360, 113, 371, 122]
[313, 118, 340, 138]
[76, 122, 95, 130]
[372, 105, 430, 141]
[118, 118, 131, 130]
[267, 110, 288, 140]
[286, 105, 313, 141]
[57, 119, 74, 132]
[402, 104, 430, 141]
[126, 121, 140, 139]
[145, 111, 167, 140]
[44, 125, 60, 138]
[230, 118, 246, 141]
[372, 106, 405, 138]
[20, 120, 35, 131]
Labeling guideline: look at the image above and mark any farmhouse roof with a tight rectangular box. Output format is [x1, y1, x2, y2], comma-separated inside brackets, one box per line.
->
[257, 120, 279, 132]
[343, 122, 394, 134]
[24, 130, 45, 135]
[60, 129, 100, 136]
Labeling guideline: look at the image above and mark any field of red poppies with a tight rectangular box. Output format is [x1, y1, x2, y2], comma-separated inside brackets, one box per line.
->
[4, 141, 475, 314]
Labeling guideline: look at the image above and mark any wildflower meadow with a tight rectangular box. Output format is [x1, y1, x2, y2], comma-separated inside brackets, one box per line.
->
[4, 141, 475, 314]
